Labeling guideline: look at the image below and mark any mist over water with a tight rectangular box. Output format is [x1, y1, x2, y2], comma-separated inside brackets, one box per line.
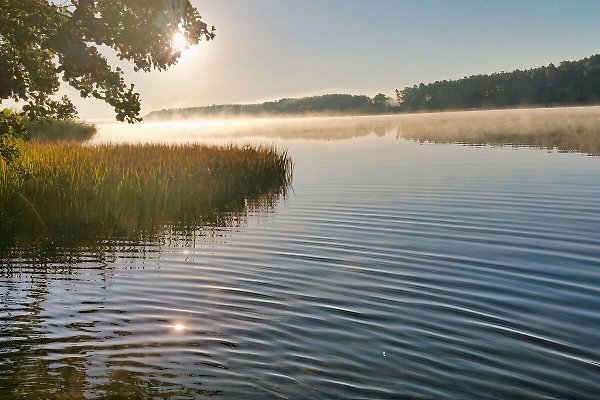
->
[3, 106, 600, 398]
[92, 114, 399, 144]
[93, 106, 600, 155]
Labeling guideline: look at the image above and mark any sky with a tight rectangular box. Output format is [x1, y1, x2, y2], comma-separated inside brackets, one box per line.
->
[48, 0, 600, 119]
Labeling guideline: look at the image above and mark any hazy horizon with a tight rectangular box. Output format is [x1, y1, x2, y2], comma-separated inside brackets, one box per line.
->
[6, 0, 600, 120]
[4, 2, 600, 398]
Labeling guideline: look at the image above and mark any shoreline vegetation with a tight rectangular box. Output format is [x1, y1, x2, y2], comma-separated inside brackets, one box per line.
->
[27, 119, 97, 142]
[146, 53, 600, 120]
[0, 142, 292, 263]
[0, 110, 98, 165]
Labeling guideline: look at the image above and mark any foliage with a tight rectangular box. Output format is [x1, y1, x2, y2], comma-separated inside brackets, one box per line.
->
[372, 93, 390, 108]
[0, 0, 215, 123]
[395, 54, 600, 111]
[0, 142, 292, 249]
[0, 106, 95, 163]
[27, 118, 97, 142]
[0, 108, 27, 163]
[146, 94, 392, 119]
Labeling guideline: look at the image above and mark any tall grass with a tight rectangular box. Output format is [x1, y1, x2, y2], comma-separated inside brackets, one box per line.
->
[0, 142, 292, 260]
[27, 119, 97, 142]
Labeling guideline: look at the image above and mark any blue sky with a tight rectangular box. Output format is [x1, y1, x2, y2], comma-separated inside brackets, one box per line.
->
[63, 0, 600, 119]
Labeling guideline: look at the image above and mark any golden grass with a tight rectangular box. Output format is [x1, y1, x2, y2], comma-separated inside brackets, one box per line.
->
[0, 141, 292, 254]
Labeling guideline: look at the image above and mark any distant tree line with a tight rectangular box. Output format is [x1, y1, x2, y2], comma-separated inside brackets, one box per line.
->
[146, 94, 393, 119]
[395, 54, 600, 111]
[147, 54, 600, 120]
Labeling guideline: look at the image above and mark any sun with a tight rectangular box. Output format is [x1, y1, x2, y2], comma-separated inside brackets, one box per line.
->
[172, 31, 189, 52]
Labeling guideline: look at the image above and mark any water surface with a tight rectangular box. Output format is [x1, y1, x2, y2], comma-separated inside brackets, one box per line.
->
[2, 108, 600, 399]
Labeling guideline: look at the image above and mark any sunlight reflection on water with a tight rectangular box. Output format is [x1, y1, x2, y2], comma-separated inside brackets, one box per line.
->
[3, 109, 600, 399]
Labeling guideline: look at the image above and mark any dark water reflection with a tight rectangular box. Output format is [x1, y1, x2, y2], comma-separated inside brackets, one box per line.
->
[0, 192, 282, 268]
[3, 108, 600, 399]
[1, 193, 285, 399]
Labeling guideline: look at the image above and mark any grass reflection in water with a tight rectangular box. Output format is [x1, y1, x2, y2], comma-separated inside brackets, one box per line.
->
[0, 141, 292, 266]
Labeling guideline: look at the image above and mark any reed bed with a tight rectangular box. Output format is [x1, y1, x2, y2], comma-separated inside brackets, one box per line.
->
[0, 141, 292, 255]
[27, 119, 98, 142]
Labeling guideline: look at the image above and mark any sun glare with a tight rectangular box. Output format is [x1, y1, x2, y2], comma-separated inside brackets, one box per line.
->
[171, 323, 186, 332]
[172, 32, 189, 52]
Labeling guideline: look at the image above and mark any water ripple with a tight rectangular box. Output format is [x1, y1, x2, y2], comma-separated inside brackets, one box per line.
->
[2, 128, 600, 398]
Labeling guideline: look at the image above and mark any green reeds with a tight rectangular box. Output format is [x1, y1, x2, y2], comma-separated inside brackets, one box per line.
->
[27, 119, 98, 142]
[0, 141, 292, 257]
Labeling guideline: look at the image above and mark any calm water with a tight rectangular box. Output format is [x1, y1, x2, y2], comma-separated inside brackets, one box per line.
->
[2, 110, 600, 399]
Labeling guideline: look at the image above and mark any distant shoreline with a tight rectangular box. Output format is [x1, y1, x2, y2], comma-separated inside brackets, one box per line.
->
[147, 53, 600, 121]
[144, 102, 600, 121]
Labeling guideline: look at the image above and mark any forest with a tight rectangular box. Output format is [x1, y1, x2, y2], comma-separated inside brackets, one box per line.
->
[395, 54, 600, 111]
[146, 94, 391, 119]
[147, 54, 600, 119]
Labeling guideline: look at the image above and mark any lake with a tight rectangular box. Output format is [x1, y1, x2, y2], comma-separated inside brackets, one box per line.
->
[2, 107, 600, 399]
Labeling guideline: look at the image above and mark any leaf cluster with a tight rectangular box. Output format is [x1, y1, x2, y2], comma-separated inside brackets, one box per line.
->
[0, 108, 26, 163]
[0, 0, 214, 123]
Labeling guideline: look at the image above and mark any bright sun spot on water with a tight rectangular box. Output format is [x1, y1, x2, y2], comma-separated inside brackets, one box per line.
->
[172, 32, 188, 52]
[172, 323, 186, 332]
